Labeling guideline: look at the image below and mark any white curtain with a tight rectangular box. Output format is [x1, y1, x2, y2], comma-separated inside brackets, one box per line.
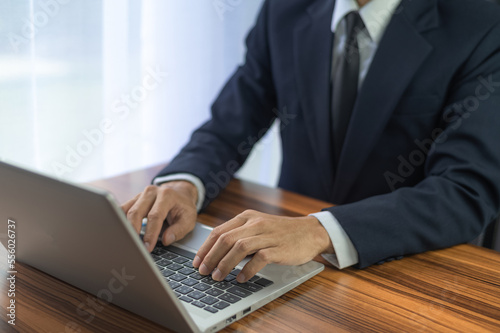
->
[0, 0, 280, 186]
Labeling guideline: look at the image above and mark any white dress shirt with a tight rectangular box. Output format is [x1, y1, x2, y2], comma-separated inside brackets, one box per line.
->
[155, 0, 402, 269]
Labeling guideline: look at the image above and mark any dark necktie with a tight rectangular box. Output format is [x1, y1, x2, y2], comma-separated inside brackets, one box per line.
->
[331, 11, 365, 163]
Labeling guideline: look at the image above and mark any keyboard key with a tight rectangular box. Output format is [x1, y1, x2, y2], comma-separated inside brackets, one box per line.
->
[166, 246, 196, 260]
[214, 301, 230, 310]
[177, 286, 193, 294]
[202, 277, 217, 285]
[193, 283, 211, 292]
[254, 278, 273, 287]
[167, 263, 184, 271]
[200, 296, 218, 305]
[227, 286, 252, 298]
[190, 272, 205, 280]
[214, 281, 232, 290]
[187, 290, 206, 300]
[249, 276, 260, 283]
[184, 261, 195, 268]
[182, 278, 199, 287]
[242, 283, 263, 293]
[173, 256, 189, 264]
[151, 254, 161, 261]
[231, 281, 263, 292]
[203, 306, 218, 314]
[224, 274, 236, 282]
[179, 267, 196, 276]
[168, 281, 182, 289]
[152, 247, 167, 256]
[155, 264, 165, 270]
[218, 293, 241, 304]
[161, 269, 175, 277]
[156, 259, 172, 267]
[179, 296, 193, 303]
[205, 288, 224, 297]
[170, 273, 188, 282]
[174, 292, 181, 298]
[191, 300, 205, 308]
[161, 252, 178, 260]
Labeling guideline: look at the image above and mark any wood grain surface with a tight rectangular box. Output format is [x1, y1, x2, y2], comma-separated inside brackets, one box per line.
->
[1, 163, 499, 332]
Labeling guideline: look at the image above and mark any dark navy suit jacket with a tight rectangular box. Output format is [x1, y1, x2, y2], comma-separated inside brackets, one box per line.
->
[157, 0, 500, 267]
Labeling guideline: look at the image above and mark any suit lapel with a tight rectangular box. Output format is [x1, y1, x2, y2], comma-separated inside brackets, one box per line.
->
[332, 0, 439, 203]
[293, 0, 336, 198]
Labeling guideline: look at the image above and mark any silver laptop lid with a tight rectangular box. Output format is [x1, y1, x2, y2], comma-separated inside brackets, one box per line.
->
[0, 161, 198, 333]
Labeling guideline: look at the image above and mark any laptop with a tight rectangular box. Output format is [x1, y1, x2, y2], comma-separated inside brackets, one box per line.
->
[0, 161, 324, 333]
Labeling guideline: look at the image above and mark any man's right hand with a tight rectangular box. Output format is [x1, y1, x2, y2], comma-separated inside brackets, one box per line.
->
[121, 181, 198, 252]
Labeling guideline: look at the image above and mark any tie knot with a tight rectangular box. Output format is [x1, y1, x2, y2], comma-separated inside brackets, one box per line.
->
[344, 11, 364, 37]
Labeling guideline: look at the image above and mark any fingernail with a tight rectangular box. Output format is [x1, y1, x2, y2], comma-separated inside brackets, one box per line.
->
[237, 273, 246, 283]
[193, 256, 201, 268]
[144, 242, 150, 251]
[212, 268, 222, 281]
[199, 263, 209, 275]
[165, 233, 175, 245]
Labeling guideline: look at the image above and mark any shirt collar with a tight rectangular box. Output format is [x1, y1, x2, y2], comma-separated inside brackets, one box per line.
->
[331, 0, 402, 43]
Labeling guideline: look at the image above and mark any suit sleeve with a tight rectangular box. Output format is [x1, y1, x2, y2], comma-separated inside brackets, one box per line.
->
[155, 1, 277, 210]
[326, 23, 500, 268]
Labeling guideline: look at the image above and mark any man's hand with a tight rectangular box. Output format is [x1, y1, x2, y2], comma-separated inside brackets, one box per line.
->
[121, 181, 198, 252]
[193, 210, 334, 283]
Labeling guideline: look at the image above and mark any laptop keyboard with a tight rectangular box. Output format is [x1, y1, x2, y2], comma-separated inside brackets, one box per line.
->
[151, 244, 274, 314]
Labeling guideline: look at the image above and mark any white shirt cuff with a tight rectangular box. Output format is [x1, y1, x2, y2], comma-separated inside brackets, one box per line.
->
[153, 173, 205, 212]
[310, 211, 359, 269]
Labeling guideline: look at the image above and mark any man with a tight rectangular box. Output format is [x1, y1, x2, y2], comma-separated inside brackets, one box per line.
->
[122, 0, 500, 284]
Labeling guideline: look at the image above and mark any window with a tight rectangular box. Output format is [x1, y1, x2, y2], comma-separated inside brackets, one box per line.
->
[0, 0, 279, 186]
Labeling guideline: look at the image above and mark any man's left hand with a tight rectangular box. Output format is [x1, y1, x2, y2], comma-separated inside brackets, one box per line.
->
[192, 210, 334, 283]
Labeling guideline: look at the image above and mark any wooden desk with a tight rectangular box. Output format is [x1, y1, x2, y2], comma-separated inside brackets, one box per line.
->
[1, 164, 500, 332]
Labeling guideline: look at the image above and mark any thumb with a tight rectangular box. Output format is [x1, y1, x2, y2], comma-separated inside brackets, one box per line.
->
[161, 216, 196, 246]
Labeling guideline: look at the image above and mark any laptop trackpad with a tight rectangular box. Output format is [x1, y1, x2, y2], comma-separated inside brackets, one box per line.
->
[175, 222, 213, 251]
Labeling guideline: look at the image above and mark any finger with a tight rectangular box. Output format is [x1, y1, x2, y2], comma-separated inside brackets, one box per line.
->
[198, 222, 267, 277]
[238, 248, 276, 283]
[126, 186, 158, 235]
[142, 189, 174, 252]
[211, 235, 273, 281]
[194, 215, 248, 271]
[195, 210, 262, 269]
[161, 215, 196, 246]
[121, 193, 140, 213]
[159, 187, 198, 246]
